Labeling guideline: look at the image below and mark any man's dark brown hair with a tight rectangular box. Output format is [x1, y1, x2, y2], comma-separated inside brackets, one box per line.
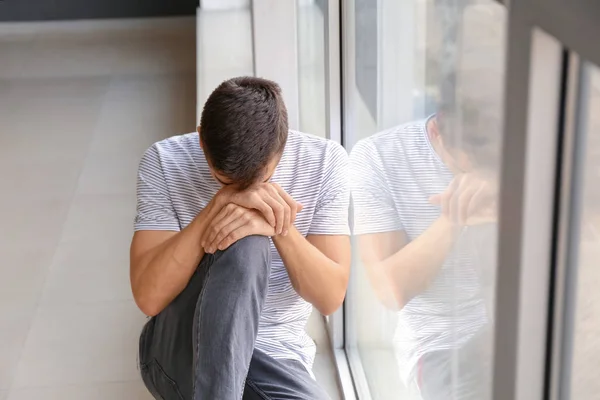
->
[199, 76, 289, 187]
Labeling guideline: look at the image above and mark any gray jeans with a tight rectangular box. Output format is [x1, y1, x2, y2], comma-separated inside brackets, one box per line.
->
[138, 235, 329, 400]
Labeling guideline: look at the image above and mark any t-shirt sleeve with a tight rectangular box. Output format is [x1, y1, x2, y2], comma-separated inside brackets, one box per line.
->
[350, 140, 403, 235]
[134, 145, 181, 232]
[308, 142, 351, 236]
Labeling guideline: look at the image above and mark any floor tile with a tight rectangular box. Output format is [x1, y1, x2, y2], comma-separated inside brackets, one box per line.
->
[306, 310, 329, 353]
[75, 153, 140, 196]
[18, 40, 118, 79]
[75, 75, 196, 195]
[111, 36, 196, 77]
[7, 18, 195, 80]
[58, 193, 137, 244]
[8, 380, 152, 400]
[307, 312, 341, 399]
[13, 301, 147, 388]
[0, 41, 35, 79]
[0, 309, 35, 390]
[314, 353, 341, 400]
[82, 73, 195, 165]
[40, 239, 132, 305]
[0, 77, 108, 165]
[0, 194, 73, 257]
[0, 160, 83, 200]
[0, 246, 56, 312]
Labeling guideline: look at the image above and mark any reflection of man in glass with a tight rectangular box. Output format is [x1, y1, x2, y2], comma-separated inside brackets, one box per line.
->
[350, 108, 499, 400]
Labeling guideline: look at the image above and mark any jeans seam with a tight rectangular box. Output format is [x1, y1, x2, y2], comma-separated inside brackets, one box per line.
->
[192, 255, 214, 399]
[151, 358, 184, 400]
[245, 378, 272, 400]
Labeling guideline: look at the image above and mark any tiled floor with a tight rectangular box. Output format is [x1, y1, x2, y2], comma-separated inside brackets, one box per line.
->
[0, 13, 340, 400]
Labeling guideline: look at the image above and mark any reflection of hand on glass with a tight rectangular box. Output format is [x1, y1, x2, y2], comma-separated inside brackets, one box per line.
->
[429, 173, 497, 226]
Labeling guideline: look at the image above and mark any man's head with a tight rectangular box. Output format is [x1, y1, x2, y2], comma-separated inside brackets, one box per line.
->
[433, 97, 502, 175]
[198, 76, 289, 188]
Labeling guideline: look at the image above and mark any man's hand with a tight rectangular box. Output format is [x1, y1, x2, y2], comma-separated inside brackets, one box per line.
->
[216, 183, 302, 236]
[201, 203, 275, 254]
[429, 173, 497, 226]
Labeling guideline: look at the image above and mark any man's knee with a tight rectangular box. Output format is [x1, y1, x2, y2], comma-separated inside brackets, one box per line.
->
[227, 235, 270, 255]
[213, 235, 271, 279]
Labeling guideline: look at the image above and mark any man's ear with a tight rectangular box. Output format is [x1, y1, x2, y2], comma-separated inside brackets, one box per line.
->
[198, 127, 204, 150]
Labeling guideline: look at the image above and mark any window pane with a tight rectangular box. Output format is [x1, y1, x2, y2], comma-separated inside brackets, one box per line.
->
[345, 0, 507, 399]
[297, 0, 327, 138]
[570, 62, 600, 399]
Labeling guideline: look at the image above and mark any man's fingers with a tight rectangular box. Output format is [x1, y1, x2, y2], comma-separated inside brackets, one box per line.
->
[273, 184, 298, 228]
[201, 204, 234, 247]
[429, 194, 442, 205]
[441, 189, 452, 218]
[451, 175, 473, 222]
[466, 182, 491, 219]
[457, 184, 479, 225]
[268, 184, 292, 235]
[204, 208, 245, 250]
[441, 175, 462, 217]
[216, 224, 252, 252]
[207, 214, 249, 253]
[263, 194, 286, 235]
[252, 194, 277, 228]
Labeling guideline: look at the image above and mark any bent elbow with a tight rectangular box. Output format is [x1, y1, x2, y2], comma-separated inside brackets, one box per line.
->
[318, 293, 346, 317]
[319, 306, 338, 317]
[132, 288, 163, 317]
[138, 301, 161, 317]
[136, 298, 162, 317]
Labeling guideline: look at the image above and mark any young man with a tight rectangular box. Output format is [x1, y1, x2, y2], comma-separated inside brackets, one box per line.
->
[350, 113, 498, 400]
[130, 77, 351, 399]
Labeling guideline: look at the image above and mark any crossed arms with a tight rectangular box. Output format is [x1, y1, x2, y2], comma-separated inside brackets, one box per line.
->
[130, 183, 351, 317]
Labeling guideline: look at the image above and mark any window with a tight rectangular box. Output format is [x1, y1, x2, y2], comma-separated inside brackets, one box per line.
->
[343, 0, 507, 398]
[568, 61, 600, 400]
[297, 0, 328, 138]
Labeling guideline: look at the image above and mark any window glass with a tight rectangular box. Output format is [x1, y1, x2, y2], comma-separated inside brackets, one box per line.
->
[297, 0, 327, 137]
[345, 0, 507, 398]
[570, 62, 600, 399]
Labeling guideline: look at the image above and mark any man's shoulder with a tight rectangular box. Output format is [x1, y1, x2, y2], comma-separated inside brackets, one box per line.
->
[141, 132, 200, 166]
[286, 130, 348, 162]
[350, 119, 428, 163]
[148, 132, 199, 157]
[363, 120, 425, 148]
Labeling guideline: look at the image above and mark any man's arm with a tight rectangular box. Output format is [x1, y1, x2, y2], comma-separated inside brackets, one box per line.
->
[272, 229, 350, 316]
[358, 173, 496, 310]
[130, 200, 219, 316]
[358, 216, 458, 310]
[271, 142, 351, 316]
[131, 186, 302, 316]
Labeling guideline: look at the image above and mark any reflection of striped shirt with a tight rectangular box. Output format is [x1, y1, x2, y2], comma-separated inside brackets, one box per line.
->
[350, 119, 490, 384]
[134, 131, 350, 373]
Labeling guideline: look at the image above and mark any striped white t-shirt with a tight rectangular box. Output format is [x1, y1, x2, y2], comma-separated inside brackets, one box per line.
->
[134, 130, 350, 373]
[350, 119, 493, 384]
